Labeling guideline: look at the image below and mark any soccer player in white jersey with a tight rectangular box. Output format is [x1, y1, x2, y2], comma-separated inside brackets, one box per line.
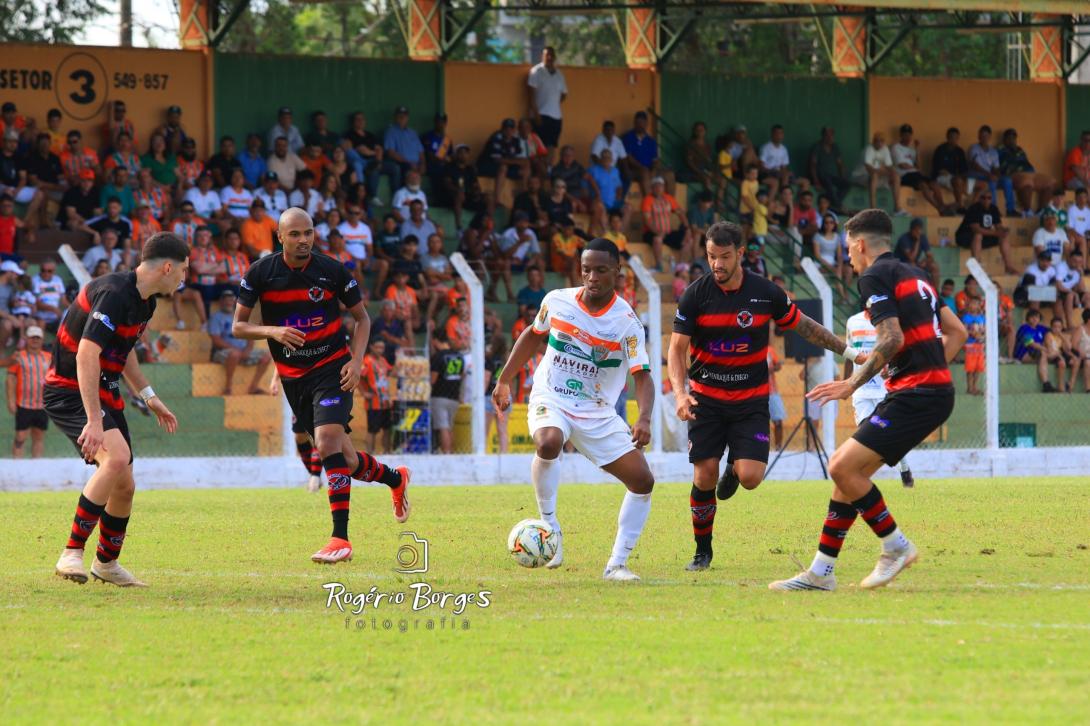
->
[492, 238, 655, 581]
[845, 309, 915, 488]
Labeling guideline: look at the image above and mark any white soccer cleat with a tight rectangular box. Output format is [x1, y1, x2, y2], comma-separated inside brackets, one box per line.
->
[55, 548, 88, 584]
[602, 565, 641, 582]
[545, 531, 563, 569]
[768, 570, 837, 592]
[90, 559, 148, 587]
[306, 474, 322, 493]
[860, 540, 919, 590]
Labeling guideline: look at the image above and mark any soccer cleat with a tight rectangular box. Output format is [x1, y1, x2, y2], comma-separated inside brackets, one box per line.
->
[602, 565, 641, 582]
[859, 540, 919, 589]
[392, 466, 412, 523]
[901, 469, 915, 488]
[90, 559, 148, 587]
[768, 570, 837, 591]
[545, 532, 564, 569]
[306, 474, 322, 493]
[685, 551, 713, 571]
[715, 466, 740, 501]
[311, 537, 353, 564]
[55, 548, 88, 584]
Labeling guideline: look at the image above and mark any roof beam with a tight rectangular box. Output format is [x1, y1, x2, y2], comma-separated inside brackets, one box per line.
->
[735, 0, 1090, 15]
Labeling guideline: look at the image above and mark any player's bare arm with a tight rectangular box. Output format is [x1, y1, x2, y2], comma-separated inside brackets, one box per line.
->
[809, 317, 903, 404]
[794, 313, 867, 365]
[667, 332, 698, 420]
[74, 338, 105, 460]
[631, 369, 653, 448]
[340, 302, 371, 391]
[122, 349, 177, 433]
[231, 302, 306, 350]
[939, 306, 968, 363]
[491, 323, 548, 412]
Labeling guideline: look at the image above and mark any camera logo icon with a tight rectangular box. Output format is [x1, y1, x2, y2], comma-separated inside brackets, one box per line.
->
[395, 531, 429, 573]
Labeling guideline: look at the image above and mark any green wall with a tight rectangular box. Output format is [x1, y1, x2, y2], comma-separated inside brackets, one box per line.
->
[659, 73, 867, 177]
[1066, 83, 1090, 153]
[213, 53, 441, 146]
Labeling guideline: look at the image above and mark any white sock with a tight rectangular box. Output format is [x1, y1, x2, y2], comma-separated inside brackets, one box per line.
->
[607, 491, 652, 568]
[531, 455, 561, 532]
[897, 459, 910, 473]
[881, 527, 910, 553]
[809, 551, 837, 577]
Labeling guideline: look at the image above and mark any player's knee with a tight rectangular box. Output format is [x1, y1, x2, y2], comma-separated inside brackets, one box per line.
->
[828, 452, 853, 482]
[99, 451, 130, 480]
[534, 431, 563, 460]
[736, 463, 764, 490]
[314, 434, 341, 459]
[626, 471, 654, 495]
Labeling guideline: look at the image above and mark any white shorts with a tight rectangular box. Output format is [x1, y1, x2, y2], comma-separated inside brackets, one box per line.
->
[851, 396, 885, 427]
[527, 401, 634, 468]
[0, 185, 37, 204]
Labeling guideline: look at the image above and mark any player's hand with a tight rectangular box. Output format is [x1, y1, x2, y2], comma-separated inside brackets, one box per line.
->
[77, 418, 106, 461]
[491, 382, 512, 413]
[339, 359, 361, 391]
[271, 326, 306, 351]
[675, 392, 699, 421]
[807, 379, 854, 404]
[631, 417, 652, 449]
[148, 397, 178, 433]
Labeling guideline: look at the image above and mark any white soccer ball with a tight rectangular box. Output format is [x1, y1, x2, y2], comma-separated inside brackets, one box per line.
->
[507, 518, 559, 568]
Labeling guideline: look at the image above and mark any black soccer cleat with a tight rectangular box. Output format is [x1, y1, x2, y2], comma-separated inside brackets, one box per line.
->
[685, 551, 713, 571]
[901, 469, 915, 488]
[716, 465, 740, 501]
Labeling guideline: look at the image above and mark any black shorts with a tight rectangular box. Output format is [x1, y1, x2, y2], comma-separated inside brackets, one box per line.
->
[534, 115, 562, 148]
[852, 387, 954, 465]
[14, 406, 48, 431]
[955, 229, 1001, 249]
[291, 414, 306, 435]
[644, 228, 688, 250]
[687, 395, 770, 464]
[901, 171, 928, 190]
[367, 408, 392, 434]
[280, 361, 353, 438]
[43, 386, 132, 464]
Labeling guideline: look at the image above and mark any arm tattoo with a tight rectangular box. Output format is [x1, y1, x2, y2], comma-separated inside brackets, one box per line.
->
[848, 317, 904, 390]
[793, 314, 848, 356]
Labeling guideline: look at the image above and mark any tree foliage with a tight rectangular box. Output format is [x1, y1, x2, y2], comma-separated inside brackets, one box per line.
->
[0, 0, 107, 44]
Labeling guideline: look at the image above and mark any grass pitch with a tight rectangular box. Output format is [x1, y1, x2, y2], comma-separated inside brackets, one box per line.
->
[1, 476, 1088, 724]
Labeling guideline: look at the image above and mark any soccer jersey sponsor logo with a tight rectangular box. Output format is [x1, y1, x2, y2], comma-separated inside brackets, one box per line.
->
[755, 432, 770, 443]
[108, 534, 125, 547]
[737, 310, 754, 328]
[591, 344, 611, 364]
[869, 414, 890, 428]
[283, 313, 326, 329]
[549, 353, 598, 378]
[91, 311, 115, 330]
[283, 343, 332, 359]
[534, 404, 547, 417]
[319, 396, 342, 407]
[344, 279, 358, 292]
[708, 336, 751, 355]
[866, 294, 888, 308]
[240, 278, 252, 290]
[308, 286, 324, 302]
[537, 304, 549, 325]
[625, 335, 638, 359]
[700, 369, 750, 384]
[675, 311, 687, 321]
[328, 473, 351, 491]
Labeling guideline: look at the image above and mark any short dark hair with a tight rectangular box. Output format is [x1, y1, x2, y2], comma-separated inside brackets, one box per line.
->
[142, 232, 190, 263]
[844, 209, 893, 241]
[979, 124, 992, 135]
[946, 126, 960, 136]
[771, 124, 783, 133]
[1027, 308, 1042, 320]
[583, 237, 620, 263]
[942, 278, 955, 287]
[106, 196, 122, 206]
[705, 221, 744, 249]
[220, 135, 234, 144]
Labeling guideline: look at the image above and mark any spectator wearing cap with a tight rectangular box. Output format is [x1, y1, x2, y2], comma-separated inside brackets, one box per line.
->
[0, 102, 27, 142]
[267, 106, 304, 155]
[58, 168, 100, 231]
[527, 45, 567, 165]
[240, 133, 267, 189]
[7, 324, 50, 459]
[254, 171, 288, 222]
[141, 132, 178, 189]
[439, 143, 489, 233]
[185, 170, 226, 221]
[208, 288, 273, 395]
[207, 135, 242, 189]
[240, 198, 278, 258]
[421, 112, 453, 181]
[391, 169, 429, 224]
[220, 168, 254, 221]
[59, 129, 100, 185]
[621, 111, 674, 197]
[384, 105, 425, 178]
[266, 135, 306, 192]
[641, 175, 691, 270]
[156, 104, 189, 154]
[895, 217, 938, 283]
[892, 123, 947, 216]
[177, 136, 205, 192]
[479, 118, 528, 206]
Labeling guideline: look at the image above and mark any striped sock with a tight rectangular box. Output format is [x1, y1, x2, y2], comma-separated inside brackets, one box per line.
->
[296, 441, 322, 476]
[852, 485, 908, 551]
[351, 450, 402, 488]
[809, 500, 858, 576]
[690, 485, 716, 554]
[95, 512, 130, 563]
[67, 494, 104, 550]
[324, 454, 352, 540]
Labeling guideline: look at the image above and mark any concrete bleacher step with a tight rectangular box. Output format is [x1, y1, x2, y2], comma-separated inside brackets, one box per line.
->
[156, 330, 212, 364]
[191, 362, 277, 397]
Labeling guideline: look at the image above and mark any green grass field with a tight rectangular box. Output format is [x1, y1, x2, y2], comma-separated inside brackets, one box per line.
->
[2, 477, 1088, 723]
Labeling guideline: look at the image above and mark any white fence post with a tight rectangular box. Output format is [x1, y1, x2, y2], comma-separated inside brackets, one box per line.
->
[627, 256, 662, 454]
[967, 258, 1000, 450]
[450, 253, 486, 455]
[800, 257, 837, 457]
[58, 243, 91, 287]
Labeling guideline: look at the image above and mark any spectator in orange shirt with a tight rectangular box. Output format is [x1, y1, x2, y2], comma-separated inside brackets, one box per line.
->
[6, 325, 50, 458]
[359, 337, 394, 453]
[103, 100, 136, 153]
[445, 296, 471, 349]
[511, 304, 536, 341]
[129, 202, 162, 264]
[0, 102, 27, 142]
[172, 225, 220, 329]
[102, 130, 142, 179]
[1064, 130, 1090, 191]
[385, 269, 420, 331]
[641, 176, 692, 270]
[301, 143, 328, 181]
[240, 199, 278, 258]
[59, 130, 100, 184]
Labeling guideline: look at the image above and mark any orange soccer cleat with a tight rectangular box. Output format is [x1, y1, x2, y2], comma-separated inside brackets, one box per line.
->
[391, 466, 412, 523]
[311, 537, 353, 564]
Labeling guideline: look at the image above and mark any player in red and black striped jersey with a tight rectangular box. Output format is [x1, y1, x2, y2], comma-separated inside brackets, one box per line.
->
[233, 207, 410, 565]
[49, 232, 190, 587]
[771, 209, 967, 592]
[669, 221, 862, 572]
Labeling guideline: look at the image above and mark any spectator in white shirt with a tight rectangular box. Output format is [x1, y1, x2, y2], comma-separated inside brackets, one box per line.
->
[82, 229, 124, 272]
[265, 136, 306, 192]
[288, 170, 322, 217]
[1055, 250, 1090, 321]
[253, 171, 288, 222]
[337, 203, 374, 266]
[399, 199, 438, 242]
[220, 168, 254, 220]
[968, 125, 1016, 216]
[853, 131, 905, 214]
[391, 169, 428, 223]
[527, 46, 567, 165]
[591, 120, 627, 167]
[891, 123, 946, 216]
[184, 171, 226, 222]
[1033, 210, 1069, 266]
[758, 124, 792, 198]
[266, 106, 304, 155]
[499, 210, 543, 271]
[1065, 187, 1090, 264]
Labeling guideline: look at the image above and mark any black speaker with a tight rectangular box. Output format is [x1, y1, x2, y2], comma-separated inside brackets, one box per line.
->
[784, 299, 824, 361]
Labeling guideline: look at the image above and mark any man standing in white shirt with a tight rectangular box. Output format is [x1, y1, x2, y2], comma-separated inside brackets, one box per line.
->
[891, 123, 946, 215]
[853, 132, 906, 214]
[527, 46, 568, 166]
[1065, 187, 1090, 264]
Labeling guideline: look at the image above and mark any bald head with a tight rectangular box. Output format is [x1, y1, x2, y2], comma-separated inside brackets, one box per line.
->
[277, 206, 316, 262]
